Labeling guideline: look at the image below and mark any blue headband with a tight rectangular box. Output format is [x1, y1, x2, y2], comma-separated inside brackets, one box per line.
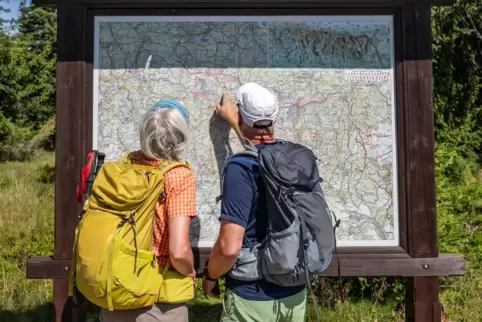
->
[151, 99, 190, 126]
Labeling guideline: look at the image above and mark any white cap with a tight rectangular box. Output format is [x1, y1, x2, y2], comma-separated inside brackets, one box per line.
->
[235, 83, 279, 128]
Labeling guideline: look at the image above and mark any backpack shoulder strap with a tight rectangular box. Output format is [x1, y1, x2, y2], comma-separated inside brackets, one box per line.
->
[158, 160, 191, 177]
[216, 147, 259, 203]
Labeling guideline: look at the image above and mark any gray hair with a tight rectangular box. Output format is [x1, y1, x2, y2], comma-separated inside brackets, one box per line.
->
[139, 108, 190, 161]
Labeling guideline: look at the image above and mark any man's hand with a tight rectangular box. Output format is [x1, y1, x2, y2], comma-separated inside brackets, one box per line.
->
[215, 93, 239, 126]
[202, 278, 220, 298]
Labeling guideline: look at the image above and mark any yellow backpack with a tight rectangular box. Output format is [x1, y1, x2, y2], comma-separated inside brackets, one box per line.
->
[69, 156, 195, 311]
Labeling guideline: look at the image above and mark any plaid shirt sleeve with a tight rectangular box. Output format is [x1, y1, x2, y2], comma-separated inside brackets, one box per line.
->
[165, 166, 197, 218]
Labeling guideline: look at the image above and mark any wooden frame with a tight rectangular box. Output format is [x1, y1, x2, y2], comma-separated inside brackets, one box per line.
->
[28, 1, 462, 321]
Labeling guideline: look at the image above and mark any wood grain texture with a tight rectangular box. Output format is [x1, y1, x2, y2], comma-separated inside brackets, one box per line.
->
[81, 7, 94, 159]
[402, 2, 437, 260]
[406, 277, 442, 322]
[33, 0, 457, 7]
[55, 3, 83, 261]
[55, 4, 85, 322]
[393, 8, 409, 252]
[401, 4, 441, 322]
[27, 254, 465, 279]
[27, 257, 72, 279]
[87, 7, 400, 15]
[54, 279, 69, 322]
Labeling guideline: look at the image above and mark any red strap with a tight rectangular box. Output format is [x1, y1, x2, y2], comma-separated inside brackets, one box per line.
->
[76, 152, 95, 203]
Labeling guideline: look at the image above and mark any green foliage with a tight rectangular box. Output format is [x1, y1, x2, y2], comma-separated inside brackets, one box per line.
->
[30, 117, 55, 151]
[432, 3, 482, 312]
[432, 0, 482, 159]
[441, 268, 482, 322]
[36, 164, 55, 184]
[0, 3, 56, 132]
[0, 112, 36, 161]
[0, 0, 10, 31]
[436, 143, 482, 264]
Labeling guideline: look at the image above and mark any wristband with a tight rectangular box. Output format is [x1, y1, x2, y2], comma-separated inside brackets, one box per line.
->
[203, 266, 218, 281]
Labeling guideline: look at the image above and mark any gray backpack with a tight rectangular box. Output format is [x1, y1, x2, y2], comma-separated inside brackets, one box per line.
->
[220, 140, 336, 287]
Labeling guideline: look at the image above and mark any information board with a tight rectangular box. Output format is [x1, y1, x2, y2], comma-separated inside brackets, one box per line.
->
[93, 16, 398, 247]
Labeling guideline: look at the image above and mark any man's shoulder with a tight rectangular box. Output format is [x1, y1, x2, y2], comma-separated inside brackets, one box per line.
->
[222, 155, 259, 192]
[225, 155, 259, 172]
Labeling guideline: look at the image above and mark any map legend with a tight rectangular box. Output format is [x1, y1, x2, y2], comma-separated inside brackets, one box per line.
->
[345, 70, 392, 81]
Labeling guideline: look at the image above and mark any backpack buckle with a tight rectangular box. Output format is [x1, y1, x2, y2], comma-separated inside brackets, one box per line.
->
[160, 190, 167, 201]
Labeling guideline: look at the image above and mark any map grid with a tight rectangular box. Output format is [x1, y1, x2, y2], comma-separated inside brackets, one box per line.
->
[93, 16, 399, 247]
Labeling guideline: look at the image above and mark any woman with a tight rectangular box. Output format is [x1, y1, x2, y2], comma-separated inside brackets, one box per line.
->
[102, 99, 197, 322]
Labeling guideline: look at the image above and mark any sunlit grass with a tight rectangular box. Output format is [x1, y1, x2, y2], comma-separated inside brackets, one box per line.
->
[0, 152, 478, 322]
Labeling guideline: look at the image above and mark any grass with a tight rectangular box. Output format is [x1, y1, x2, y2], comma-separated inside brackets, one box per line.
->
[0, 151, 55, 321]
[0, 151, 479, 322]
[440, 266, 482, 322]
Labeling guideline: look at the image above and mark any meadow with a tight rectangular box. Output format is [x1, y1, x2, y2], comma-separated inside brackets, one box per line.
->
[0, 152, 480, 322]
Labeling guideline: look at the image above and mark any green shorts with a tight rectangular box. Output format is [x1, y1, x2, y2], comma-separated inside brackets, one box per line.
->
[220, 289, 307, 322]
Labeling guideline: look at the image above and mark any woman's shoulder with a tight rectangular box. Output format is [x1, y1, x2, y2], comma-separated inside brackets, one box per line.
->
[164, 162, 196, 182]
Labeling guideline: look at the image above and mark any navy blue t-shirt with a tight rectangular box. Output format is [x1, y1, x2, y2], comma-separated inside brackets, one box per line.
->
[219, 149, 305, 301]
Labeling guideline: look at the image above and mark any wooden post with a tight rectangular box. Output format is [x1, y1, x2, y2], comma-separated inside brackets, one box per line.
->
[55, 4, 84, 322]
[402, 3, 440, 322]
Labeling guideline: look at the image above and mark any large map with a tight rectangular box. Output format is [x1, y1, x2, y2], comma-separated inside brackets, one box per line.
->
[94, 16, 398, 247]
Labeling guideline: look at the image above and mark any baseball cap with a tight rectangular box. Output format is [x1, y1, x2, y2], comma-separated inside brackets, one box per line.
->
[235, 83, 279, 128]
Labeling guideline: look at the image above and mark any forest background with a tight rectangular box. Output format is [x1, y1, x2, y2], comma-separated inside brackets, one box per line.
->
[0, 1, 481, 321]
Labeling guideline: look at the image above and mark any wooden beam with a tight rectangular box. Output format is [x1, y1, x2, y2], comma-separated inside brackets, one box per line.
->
[32, 0, 457, 7]
[403, 6, 437, 261]
[54, 279, 69, 322]
[55, 4, 83, 264]
[27, 254, 465, 279]
[27, 257, 72, 279]
[406, 277, 442, 322]
[55, 4, 84, 322]
[400, 3, 441, 322]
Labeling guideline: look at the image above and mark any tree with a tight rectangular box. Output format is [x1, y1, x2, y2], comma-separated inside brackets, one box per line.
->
[0, 0, 10, 42]
[432, 0, 482, 161]
[0, 3, 56, 129]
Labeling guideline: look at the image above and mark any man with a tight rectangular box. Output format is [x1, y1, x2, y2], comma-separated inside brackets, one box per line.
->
[203, 83, 307, 322]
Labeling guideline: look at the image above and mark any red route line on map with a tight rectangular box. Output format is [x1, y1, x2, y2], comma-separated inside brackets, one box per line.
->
[297, 98, 329, 108]
[185, 70, 240, 81]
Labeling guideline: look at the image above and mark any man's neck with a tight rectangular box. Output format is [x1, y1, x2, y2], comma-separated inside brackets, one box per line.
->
[250, 135, 275, 145]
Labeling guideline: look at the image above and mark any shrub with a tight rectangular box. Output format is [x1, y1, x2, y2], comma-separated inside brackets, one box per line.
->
[0, 112, 36, 162]
[37, 164, 55, 184]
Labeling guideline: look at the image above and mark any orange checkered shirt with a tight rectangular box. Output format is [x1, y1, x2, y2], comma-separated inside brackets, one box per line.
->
[128, 151, 197, 268]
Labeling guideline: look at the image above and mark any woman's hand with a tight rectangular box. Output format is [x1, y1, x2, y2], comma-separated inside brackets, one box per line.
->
[187, 268, 197, 278]
[188, 269, 198, 297]
[215, 93, 239, 126]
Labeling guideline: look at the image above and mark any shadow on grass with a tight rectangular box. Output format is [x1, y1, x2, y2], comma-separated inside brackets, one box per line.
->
[0, 303, 54, 322]
[188, 302, 223, 322]
[0, 301, 223, 322]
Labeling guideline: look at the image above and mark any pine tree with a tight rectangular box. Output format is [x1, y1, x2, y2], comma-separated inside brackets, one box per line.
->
[0, 3, 57, 129]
